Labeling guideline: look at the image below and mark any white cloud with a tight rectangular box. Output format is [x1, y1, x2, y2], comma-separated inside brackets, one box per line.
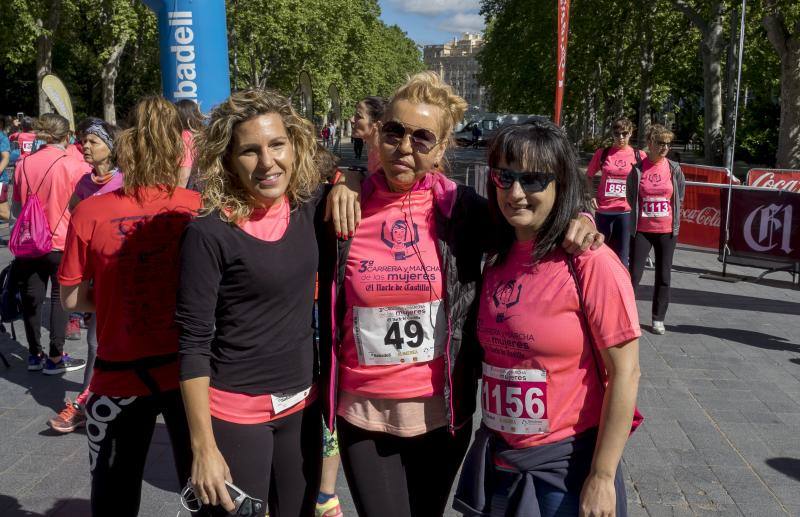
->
[391, 0, 480, 15]
[438, 13, 485, 33]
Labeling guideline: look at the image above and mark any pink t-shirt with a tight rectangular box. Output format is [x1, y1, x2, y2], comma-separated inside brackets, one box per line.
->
[587, 146, 639, 213]
[11, 132, 36, 156]
[66, 143, 85, 162]
[636, 157, 674, 234]
[73, 170, 124, 201]
[236, 195, 290, 242]
[339, 175, 446, 399]
[478, 240, 640, 449]
[180, 130, 194, 169]
[13, 145, 92, 251]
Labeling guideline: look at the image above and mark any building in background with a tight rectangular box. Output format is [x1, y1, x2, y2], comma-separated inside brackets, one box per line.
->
[423, 33, 487, 112]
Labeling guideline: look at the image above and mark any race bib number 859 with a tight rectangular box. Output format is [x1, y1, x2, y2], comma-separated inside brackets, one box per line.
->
[481, 363, 549, 435]
[353, 301, 444, 366]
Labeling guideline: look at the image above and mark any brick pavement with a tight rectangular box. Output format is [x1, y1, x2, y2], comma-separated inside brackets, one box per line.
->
[1, 146, 799, 515]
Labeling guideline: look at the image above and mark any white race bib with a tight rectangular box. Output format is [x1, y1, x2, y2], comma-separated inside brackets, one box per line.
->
[271, 386, 312, 414]
[641, 197, 670, 218]
[353, 300, 445, 366]
[481, 363, 549, 435]
[22, 141, 33, 153]
[604, 178, 626, 198]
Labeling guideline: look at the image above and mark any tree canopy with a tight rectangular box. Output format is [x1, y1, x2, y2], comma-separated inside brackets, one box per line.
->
[0, 0, 423, 125]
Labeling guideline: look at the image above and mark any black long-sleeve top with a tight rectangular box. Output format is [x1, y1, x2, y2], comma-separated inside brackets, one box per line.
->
[176, 187, 325, 395]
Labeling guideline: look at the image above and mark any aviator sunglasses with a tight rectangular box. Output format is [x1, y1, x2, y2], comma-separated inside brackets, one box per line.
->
[379, 121, 441, 154]
[489, 167, 557, 193]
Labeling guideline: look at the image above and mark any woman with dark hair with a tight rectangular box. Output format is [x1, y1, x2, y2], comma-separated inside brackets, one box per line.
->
[175, 99, 205, 188]
[12, 113, 91, 374]
[627, 124, 685, 335]
[455, 118, 641, 517]
[350, 96, 386, 174]
[49, 119, 123, 434]
[586, 117, 642, 267]
[58, 96, 199, 516]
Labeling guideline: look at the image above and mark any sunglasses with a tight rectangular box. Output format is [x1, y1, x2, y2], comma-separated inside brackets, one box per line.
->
[379, 121, 440, 154]
[489, 167, 557, 193]
[181, 479, 264, 516]
[613, 131, 630, 137]
[654, 140, 672, 147]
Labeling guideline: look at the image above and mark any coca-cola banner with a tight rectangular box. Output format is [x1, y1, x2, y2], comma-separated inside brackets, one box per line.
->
[679, 182, 724, 249]
[723, 187, 800, 263]
[746, 169, 800, 193]
[680, 163, 741, 185]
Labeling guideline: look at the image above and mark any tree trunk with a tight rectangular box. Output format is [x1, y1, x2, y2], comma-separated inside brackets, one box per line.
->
[723, 5, 739, 169]
[763, 11, 800, 169]
[102, 38, 129, 125]
[674, 0, 725, 164]
[36, 0, 64, 115]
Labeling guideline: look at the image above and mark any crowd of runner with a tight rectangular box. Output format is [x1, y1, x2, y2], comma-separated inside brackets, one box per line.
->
[0, 69, 694, 516]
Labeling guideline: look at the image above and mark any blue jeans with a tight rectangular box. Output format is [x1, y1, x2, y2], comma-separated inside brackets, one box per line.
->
[493, 471, 581, 516]
[596, 212, 631, 267]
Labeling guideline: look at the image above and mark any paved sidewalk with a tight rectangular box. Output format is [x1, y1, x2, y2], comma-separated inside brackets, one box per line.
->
[1, 162, 799, 515]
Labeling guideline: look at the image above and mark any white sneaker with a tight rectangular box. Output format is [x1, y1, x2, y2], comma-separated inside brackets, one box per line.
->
[652, 321, 666, 335]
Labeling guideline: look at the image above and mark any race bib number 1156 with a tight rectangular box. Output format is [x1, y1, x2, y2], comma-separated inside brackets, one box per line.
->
[481, 363, 549, 435]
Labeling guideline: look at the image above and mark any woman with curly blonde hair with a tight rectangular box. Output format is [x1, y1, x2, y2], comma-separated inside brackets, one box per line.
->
[176, 88, 358, 516]
[58, 96, 200, 516]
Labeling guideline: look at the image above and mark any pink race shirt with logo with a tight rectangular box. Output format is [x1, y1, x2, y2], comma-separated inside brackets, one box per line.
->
[478, 241, 640, 449]
[587, 147, 639, 213]
[637, 157, 674, 234]
[339, 178, 446, 399]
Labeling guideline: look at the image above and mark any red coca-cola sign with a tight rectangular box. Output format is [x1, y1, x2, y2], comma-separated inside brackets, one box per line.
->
[679, 183, 725, 249]
[746, 169, 800, 193]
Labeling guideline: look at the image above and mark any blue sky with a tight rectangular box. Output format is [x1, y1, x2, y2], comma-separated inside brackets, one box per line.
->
[377, 0, 485, 46]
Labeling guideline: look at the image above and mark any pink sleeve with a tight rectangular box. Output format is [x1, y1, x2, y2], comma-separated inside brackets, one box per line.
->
[180, 131, 194, 168]
[587, 149, 602, 177]
[12, 160, 23, 203]
[574, 247, 641, 349]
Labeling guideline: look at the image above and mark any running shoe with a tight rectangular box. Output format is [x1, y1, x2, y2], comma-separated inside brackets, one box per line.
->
[66, 315, 81, 340]
[49, 399, 86, 433]
[315, 495, 343, 517]
[652, 321, 666, 335]
[27, 353, 45, 371]
[43, 354, 86, 375]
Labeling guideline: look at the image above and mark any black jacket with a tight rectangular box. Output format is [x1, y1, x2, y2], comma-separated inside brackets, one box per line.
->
[317, 184, 487, 433]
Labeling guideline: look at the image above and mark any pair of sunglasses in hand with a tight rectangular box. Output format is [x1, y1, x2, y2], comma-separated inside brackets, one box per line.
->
[181, 479, 264, 516]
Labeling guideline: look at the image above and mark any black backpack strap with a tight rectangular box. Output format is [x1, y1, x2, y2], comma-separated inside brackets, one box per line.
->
[600, 147, 610, 168]
[634, 149, 644, 169]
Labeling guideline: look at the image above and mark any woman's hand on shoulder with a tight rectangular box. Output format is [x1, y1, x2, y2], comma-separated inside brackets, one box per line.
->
[325, 169, 363, 238]
[579, 472, 616, 517]
[562, 214, 604, 255]
[190, 445, 236, 512]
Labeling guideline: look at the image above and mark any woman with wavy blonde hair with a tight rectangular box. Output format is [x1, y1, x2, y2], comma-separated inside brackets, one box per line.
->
[176, 88, 359, 516]
[58, 95, 201, 515]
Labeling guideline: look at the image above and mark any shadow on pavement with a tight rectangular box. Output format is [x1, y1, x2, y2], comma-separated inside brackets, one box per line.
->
[0, 333, 83, 413]
[0, 494, 91, 516]
[635, 285, 800, 316]
[669, 324, 799, 353]
[765, 457, 800, 482]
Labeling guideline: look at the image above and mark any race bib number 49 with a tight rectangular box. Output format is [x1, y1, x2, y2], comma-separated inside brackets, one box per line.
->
[353, 301, 444, 366]
[641, 197, 670, 218]
[604, 178, 626, 198]
[481, 363, 549, 435]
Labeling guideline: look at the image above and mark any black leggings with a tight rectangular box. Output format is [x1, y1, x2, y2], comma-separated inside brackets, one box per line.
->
[203, 402, 323, 517]
[85, 389, 192, 517]
[338, 418, 473, 517]
[16, 252, 67, 357]
[629, 231, 678, 321]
